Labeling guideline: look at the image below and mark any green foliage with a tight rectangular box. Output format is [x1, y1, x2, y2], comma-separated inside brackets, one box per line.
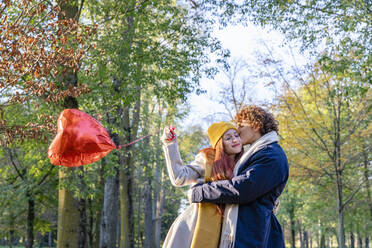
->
[80, 0, 225, 116]
[177, 125, 209, 163]
[2, 0, 370, 246]
[0, 137, 58, 244]
[275, 58, 371, 244]
[200, 0, 372, 99]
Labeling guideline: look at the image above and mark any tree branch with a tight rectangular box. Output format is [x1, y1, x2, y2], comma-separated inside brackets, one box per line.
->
[37, 164, 56, 186]
[6, 148, 25, 181]
[341, 178, 367, 210]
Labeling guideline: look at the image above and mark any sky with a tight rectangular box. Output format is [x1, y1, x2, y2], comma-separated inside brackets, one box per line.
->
[181, 23, 308, 131]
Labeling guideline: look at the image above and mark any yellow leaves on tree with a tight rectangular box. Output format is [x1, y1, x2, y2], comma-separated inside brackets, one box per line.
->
[275, 65, 371, 184]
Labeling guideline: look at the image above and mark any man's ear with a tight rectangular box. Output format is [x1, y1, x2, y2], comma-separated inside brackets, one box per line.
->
[254, 127, 260, 133]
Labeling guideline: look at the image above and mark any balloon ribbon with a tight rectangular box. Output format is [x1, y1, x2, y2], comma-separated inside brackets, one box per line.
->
[116, 129, 161, 149]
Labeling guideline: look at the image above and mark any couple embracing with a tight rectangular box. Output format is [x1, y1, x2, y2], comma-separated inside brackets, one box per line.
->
[161, 105, 289, 248]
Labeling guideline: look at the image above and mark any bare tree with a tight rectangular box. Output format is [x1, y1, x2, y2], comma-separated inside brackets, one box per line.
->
[217, 58, 256, 119]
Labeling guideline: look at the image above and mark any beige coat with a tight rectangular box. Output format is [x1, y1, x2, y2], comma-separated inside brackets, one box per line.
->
[162, 140, 207, 248]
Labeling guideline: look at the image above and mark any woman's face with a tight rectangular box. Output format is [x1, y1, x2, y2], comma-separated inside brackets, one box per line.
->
[222, 129, 242, 155]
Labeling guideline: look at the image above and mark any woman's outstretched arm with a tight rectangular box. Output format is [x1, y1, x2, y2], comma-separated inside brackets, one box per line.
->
[162, 127, 205, 187]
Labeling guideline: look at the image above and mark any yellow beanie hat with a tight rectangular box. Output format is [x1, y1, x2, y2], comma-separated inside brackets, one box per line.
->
[207, 121, 238, 148]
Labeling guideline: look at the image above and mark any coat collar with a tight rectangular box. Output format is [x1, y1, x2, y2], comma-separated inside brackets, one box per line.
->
[234, 131, 279, 176]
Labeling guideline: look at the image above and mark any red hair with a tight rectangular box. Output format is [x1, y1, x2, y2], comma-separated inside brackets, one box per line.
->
[206, 138, 243, 215]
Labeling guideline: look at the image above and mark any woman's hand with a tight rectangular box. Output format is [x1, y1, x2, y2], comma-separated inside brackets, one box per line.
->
[161, 126, 176, 144]
[273, 199, 280, 214]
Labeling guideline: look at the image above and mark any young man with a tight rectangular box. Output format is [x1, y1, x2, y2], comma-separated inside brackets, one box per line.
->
[191, 105, 289, 248]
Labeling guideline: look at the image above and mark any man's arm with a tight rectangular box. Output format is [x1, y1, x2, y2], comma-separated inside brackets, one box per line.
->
[191, 152, 288, 204]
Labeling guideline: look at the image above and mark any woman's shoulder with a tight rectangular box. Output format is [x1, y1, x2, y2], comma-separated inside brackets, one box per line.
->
[198, 147, 215, 157]
[196, 147, 215, 167]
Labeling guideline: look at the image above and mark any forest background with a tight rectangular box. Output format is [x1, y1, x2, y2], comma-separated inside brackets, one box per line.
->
[0, 0, 371, 248]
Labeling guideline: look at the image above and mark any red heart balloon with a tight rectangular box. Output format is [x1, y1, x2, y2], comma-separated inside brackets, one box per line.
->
[48, 109, 116, 167]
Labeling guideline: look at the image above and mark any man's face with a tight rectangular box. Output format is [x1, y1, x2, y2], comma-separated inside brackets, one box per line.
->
[237, 122, 261, 145]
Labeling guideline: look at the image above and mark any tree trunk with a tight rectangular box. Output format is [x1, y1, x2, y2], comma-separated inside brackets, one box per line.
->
[120, 138, 133, 248]
[99, 165, 120, 248]
[99, 87, 123, 248]
[58, 169, 80, 248]
[57, 93, 81, 248]
[92, 162, 105, 248]
[144, 180, 155, 248]
[335, 97, 346, 248]
[337, 207, 345, 248]
[290, 206, 296, 248]
[78, 198, 87, 248]
[362, 145, 372, 218]
[26, 193, 35, 248]
[304, 231, 309, 248]
[155, 171, 165, 248]
[118, 4, 137, 246]
[120, 87, 141, 248]
[48, 231, 52, 247]
[48, 231, 53, 247]
[298, 222, 304, 248]
[78, 167, 88, 248]
[117, 216, 121, 247]
[9, 229, 14, 248]
[139, 95, 155, 248]
[320, 231, 326, 248]
[87, 200, 94, 248]
[357, 232, 363, 248]
[365, 237, 369, 248]
[136, 183, 142, 248]
[316, 226, 320, 248]
[56, 0, 82, 247]
[93, 212, 101, 248]
[154, 107, 165, 248]
[351, 232, 355, 248]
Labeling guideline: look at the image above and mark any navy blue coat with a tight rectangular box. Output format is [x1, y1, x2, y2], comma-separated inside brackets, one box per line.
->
[191, 142, 289, 248]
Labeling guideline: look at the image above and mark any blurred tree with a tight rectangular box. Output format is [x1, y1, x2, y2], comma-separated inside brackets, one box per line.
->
[275, 59, 371, 247]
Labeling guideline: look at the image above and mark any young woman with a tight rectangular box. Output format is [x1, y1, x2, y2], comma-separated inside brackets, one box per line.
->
[161, 121, 243, 248]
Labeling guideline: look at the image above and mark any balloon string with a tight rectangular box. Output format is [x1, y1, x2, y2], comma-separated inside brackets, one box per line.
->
[116, 129, 162, 149]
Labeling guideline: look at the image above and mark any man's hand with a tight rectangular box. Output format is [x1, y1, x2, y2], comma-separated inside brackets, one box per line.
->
[190, 183, 204, 203]
[273, 199, 280, 214]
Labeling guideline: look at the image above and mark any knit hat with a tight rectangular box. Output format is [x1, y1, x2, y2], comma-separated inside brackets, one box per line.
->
[207, 121, 238, 148]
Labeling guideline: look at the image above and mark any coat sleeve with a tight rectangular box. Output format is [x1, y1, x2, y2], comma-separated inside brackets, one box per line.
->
[163, 141, 206, 187]
[191, 150, 288, 204]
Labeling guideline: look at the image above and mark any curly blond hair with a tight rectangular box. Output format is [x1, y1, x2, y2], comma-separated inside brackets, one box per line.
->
[235, 105, 279, 135]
